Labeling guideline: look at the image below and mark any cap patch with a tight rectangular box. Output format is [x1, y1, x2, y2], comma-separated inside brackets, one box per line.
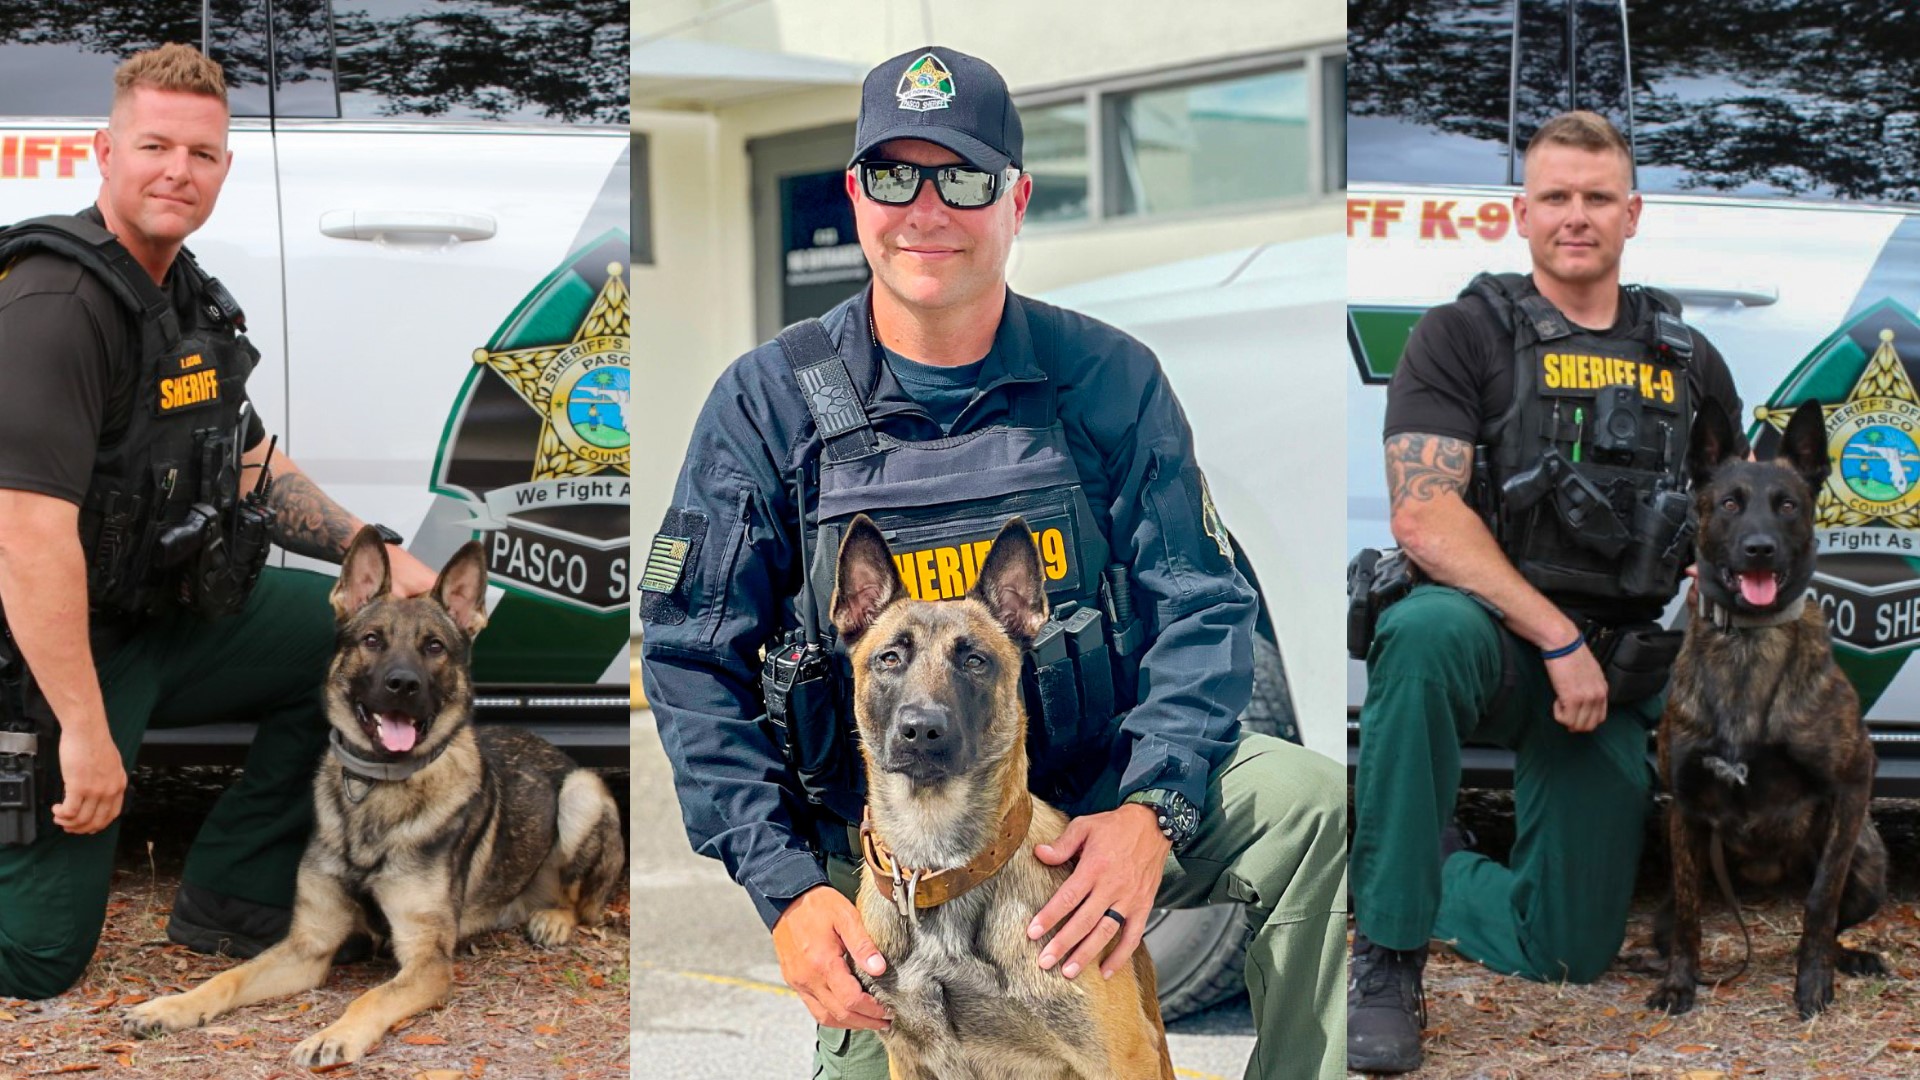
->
[896, 53, 955, 112]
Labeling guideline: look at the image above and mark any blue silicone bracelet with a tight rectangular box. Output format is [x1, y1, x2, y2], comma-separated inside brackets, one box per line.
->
[1540, 631, 1585, 661]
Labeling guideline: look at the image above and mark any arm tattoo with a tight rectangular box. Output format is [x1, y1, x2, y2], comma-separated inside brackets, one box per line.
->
[1384, 433, 1474, 510]
[266, 472, 358, 561]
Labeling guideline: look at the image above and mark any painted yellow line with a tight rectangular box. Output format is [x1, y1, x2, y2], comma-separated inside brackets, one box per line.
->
[636, 961, 795, 998]
[1173, 1070, 1227, 1080]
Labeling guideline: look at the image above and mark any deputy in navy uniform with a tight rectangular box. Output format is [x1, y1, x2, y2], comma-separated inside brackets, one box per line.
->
[0, 45, 438, 999]
[640, 46, 1345, 1080]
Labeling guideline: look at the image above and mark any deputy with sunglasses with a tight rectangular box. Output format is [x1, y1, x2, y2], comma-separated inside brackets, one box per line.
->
[641, 46, 1345, 1080]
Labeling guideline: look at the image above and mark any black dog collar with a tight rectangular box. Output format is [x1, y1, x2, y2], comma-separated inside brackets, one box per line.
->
[1696, 590, 1807, 631]
[328, 728, 453, 802]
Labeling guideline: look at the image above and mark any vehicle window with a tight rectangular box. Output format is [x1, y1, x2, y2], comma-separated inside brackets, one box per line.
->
[0, 1, 270, 119]
[1511, 0, 1630, 184]
[330, 0, 628, 125]
[1105, 65, 1312, 216]
[1347, 0, 1515, 185]
[1631, 0, 1920, 203]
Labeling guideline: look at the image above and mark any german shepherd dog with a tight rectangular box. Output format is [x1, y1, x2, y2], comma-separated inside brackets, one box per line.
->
[126, 527, 626, 1065]
[830, 515, 1174, 1080]
[1648, 400, 1888, 1019]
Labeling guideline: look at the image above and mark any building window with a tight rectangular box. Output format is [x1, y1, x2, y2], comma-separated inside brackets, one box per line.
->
[1324, 55, 1345, 192]
[1023, 100, 1091, 224]
[1017, 46, 1340, 226]
[1108, 67, 1309, 216]
[633, 132, 653, 265]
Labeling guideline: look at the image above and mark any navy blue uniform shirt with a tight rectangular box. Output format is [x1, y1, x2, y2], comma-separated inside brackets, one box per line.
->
[640, 286, 1257, 928]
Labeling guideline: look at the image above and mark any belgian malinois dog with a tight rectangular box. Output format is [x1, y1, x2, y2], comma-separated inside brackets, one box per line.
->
[830, 514, 1174, 1080]
[126, 527, 626, 1066]
[1648, 399, 1888, 1019]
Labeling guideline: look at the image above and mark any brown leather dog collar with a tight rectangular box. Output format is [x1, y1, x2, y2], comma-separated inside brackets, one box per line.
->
[861, 792, 1032, 910]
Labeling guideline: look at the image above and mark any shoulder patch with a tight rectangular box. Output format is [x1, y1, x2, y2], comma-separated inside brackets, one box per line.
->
[641, 535, 690, 594]
[638, 508, 708, 626]
[1199, 473, 1232, 562]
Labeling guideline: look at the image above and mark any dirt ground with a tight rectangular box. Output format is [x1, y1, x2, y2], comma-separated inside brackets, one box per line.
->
[0, 766, 631, 1080]
[1351, 794, 1920, 1080]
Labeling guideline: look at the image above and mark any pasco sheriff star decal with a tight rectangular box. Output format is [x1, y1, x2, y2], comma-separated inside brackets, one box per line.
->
[472, 262, 630, 482]
[1755, 298, 1920, 669]
[431, 232, 630, 615]
[896, 53, 955, 112]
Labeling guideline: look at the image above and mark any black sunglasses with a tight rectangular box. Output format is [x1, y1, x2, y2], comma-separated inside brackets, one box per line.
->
[856, 160, 1018, 209]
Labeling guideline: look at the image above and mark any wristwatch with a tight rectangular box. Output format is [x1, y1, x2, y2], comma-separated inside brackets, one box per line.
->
[369, 523, 405, 546]
[1123, 788, 1200, 853]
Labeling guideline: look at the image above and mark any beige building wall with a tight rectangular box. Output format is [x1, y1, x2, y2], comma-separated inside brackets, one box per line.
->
[633, 0, 1341, 533]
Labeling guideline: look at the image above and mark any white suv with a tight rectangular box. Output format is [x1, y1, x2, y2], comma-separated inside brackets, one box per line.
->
[1348, 0, 1920, 792]
[0, 1, 632, 763]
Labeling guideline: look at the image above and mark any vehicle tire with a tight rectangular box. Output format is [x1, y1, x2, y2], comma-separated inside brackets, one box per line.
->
[1146, 631, 1295, 1020]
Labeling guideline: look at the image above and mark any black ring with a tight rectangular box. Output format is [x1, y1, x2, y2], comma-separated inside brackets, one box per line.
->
[1102, 907, 1125, 928]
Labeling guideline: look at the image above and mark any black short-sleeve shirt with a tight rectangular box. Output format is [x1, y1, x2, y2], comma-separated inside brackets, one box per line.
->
[1384, 284, 1747, 451]
[0, 220, 263, 506]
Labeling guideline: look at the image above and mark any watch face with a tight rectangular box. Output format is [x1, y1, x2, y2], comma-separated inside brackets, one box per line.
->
[1166, 797, 1198, 840]
[1132, 790, 1198, 846]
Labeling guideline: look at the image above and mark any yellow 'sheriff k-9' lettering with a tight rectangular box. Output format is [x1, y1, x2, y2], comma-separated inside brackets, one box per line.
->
[1540, 352, 1676, 404]
[892, 527, 1070, 601]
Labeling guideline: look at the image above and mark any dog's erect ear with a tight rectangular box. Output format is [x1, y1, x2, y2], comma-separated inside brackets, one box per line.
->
[432, 541, 490, 637]
[968, 517, 1050, 644]
[1687, 398, 1740, 489]
[331, 526, 392, 623]
[831, 515, 906, 643]
[1776, 398, 1831, 495]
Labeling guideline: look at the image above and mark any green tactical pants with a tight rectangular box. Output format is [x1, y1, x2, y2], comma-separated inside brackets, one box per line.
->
[0, 567, 337, 999]
[812, 731, 1349, 1080]
[1351, 585, 1660, 984]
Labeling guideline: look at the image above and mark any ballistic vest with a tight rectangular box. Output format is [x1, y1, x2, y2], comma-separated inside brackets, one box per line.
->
[1468, 273, 1700, 614]
[781, 301, 1141, 815]
[0, 214, 259, 620]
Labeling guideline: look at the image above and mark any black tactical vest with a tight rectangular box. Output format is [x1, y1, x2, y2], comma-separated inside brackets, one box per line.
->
[0, 214, 261, 621]
[780, 304, 1142, 811]
[1468, 273, 1700, 614]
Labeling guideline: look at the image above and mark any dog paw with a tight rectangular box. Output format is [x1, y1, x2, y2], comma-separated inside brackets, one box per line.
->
[1838, 947, 1888, 977]
[291, 1026, 372, 1068]
[1794, 968, 1835, 1020]
[122, 996, 205, 1037]
[1646, 982, 1696, 1016]
[527, 908, 577, 948]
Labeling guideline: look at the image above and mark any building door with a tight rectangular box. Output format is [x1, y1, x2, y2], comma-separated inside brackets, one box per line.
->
[750, 122, 864, 341]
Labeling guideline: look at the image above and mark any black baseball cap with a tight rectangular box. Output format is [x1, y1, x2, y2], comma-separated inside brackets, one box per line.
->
[850, 47, 1023, 174]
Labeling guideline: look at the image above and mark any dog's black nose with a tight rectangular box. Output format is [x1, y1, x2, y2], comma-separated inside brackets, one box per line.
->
[384, 669, 423, 697]
[1743, 536, 1777, 561]
[895, 705, 947, 745]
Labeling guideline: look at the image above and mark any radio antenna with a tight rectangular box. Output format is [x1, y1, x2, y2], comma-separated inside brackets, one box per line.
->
[795, 468, 819, 646]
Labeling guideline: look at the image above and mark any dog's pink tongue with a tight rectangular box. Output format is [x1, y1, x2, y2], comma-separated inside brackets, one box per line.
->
[1739, 571, 1778, 607]
[376, 713, 418, 752]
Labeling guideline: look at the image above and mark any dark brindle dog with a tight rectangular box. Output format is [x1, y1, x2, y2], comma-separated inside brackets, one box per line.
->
[126, 527, 626, 1065]
[1648, 400, 1888, 1019]
[831, 515, 1174, 1080]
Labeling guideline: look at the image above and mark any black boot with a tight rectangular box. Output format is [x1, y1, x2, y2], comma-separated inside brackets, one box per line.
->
[1348, 932, 1428, 1074]
[168, 882, 374, 964]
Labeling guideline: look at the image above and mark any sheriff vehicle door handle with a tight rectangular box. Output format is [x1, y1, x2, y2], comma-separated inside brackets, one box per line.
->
[318, 210, 498, 242]
[1650, 284, 1779, 309]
